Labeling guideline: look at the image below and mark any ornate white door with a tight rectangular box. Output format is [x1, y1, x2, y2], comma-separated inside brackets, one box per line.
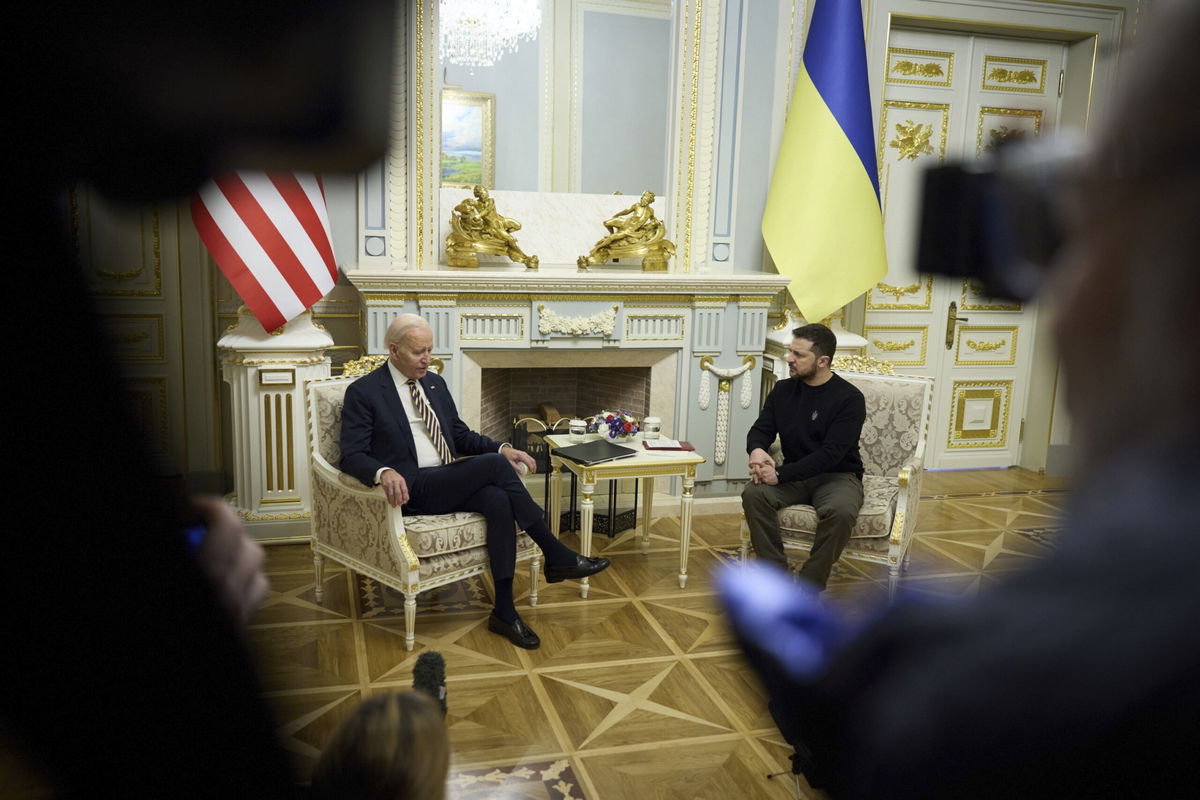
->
[864, 28, 1066, 469]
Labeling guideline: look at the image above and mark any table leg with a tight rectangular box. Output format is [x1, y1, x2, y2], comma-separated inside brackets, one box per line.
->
[579, 477, 595, 598]
[678, 475, 695, 588]
[640, 476, 654, 555]
[549, 462, 562, 536]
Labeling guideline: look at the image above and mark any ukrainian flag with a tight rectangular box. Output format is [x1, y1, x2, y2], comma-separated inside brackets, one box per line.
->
[762, 0, 887, 323]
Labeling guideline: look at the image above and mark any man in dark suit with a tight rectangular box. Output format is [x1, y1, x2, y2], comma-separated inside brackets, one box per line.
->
[339, 314, 610, 649]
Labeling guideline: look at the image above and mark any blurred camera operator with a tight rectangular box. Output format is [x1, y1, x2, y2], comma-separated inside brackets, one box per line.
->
[3, 2, 394, 796]
[719, 2, 1200, 797]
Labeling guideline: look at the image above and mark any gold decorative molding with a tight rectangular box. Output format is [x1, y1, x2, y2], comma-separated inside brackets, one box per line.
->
[831, 354, 896, 375]
[875, 281, 921, 301]
[415, 0, 428, 265]
[984, 124, 1029, 152]
[342, 354, 388, 377]
[962, 279, 1022, 311]
[982, 55, 1048, 93]
[887, 46, 954, 88]
[866, 325, 928, 367]
[236, 510, 312, 522]
[222, 355, 328, 366]
[955, 325, 1018, 366]
[976, 107, 1043, 158]
[867, 275, 934, 310]
[103, 314, 166, 361]
[888, 121, 935, 161]
[892, 61, 943, 78]
[77, 200, 164, 297]
[877, 100, 949, 175]
[948, 380, 1012, 450]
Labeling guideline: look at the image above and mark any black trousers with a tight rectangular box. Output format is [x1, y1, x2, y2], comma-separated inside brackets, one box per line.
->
[403, 452, 544, 580]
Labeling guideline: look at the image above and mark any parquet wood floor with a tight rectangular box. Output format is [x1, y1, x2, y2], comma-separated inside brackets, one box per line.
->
[249, 468, 1068, 799]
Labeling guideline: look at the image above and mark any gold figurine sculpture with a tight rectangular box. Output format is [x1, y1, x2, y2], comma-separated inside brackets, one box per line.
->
[445, 185, 538, 269]
[577, 190, 675, 271]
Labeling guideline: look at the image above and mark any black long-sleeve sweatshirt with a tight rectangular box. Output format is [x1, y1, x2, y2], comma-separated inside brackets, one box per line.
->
[746, 373, 866, 482]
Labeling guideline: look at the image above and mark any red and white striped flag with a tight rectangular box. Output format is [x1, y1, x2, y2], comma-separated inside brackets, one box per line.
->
[191, 171, 337, 332]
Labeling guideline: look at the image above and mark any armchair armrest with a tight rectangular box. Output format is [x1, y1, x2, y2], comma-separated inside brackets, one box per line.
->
[889, 453, 924, 547]
[310, 455, 420, 579]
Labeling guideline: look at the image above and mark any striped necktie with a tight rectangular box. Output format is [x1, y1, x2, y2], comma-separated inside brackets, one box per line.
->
[407, 379, 453, 464]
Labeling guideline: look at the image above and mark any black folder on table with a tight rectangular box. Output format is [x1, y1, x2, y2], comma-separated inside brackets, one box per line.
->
[553, 438, 639, 466]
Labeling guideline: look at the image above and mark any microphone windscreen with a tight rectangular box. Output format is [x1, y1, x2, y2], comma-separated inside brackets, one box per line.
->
[413, 651, 447, 715]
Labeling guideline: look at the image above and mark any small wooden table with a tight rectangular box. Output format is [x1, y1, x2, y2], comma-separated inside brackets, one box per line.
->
[545, 433, 706, 597]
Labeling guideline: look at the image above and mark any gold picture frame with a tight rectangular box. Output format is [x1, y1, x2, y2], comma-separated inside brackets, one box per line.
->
[441, 89, 496, 189]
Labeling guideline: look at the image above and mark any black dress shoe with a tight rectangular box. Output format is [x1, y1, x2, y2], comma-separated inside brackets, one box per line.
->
[544, 554, 612, 584]
[487, 613, 540, 649]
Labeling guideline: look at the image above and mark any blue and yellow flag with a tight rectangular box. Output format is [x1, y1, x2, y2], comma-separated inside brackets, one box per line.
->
[762, 0, 887, 322]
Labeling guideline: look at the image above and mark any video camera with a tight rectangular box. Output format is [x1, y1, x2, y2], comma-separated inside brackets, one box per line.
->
[915, 133, 1086, 302]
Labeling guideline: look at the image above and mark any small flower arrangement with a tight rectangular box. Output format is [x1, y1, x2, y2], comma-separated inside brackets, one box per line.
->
[587, 409, 639, 439]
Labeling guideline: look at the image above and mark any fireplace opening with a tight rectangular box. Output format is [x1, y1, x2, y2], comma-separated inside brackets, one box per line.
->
[480, 366, 651, 444]
[482, 366, 651, 536]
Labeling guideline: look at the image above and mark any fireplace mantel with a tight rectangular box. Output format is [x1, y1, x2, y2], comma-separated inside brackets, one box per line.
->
[346, 263, 790, 297]
[343, 264, 789, 494]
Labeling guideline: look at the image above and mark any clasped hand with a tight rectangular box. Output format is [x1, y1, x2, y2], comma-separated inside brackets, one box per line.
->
[748, 447, 779, 485]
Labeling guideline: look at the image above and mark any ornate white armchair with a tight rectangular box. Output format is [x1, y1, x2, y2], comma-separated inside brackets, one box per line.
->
[306, 356, 540, 650]
[739, 358, 933, 598]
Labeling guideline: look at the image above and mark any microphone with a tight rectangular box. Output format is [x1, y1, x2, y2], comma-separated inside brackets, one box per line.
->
[412, 651, 447, 716]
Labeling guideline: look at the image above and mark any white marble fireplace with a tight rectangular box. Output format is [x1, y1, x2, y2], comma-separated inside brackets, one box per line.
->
[346, 263, 789, 496]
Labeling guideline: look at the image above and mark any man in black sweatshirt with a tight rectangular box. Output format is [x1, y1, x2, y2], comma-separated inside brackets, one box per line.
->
[742, 323, 866, 589]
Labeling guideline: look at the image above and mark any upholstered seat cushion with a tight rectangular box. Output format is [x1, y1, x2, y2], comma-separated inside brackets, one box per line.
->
[778, 475, 898, 541]
[418, 533, 536, 580]
[405, 510, 498, 557]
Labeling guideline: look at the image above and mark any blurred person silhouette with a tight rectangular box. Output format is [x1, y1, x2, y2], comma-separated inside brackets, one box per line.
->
[719, 2, 1200, 797]
[2, 1, 395, 796]
[310, 691, 449, 800]
[310, 652, 449, 800]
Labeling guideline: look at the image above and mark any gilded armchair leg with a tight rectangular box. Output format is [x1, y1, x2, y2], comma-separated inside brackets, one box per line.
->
[404, 594, 417, 651]
[887, 563, 900, 602]
[530, 555, 540, 607]
[738, 516, 750, 564]
[313, 552, 325, 604]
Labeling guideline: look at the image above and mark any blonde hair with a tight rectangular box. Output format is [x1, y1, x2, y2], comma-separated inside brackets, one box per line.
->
[310, 690, 449, 800]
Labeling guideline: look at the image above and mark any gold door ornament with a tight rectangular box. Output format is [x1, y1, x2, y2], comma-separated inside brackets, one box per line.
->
[888, 121, 935, 161]
[445, 185, 539, 269]
[578, 191, 676, 271]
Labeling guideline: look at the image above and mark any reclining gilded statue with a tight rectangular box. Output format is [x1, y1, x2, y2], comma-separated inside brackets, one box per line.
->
[445, 185, 538, 269]
[577, 190, 675, 271]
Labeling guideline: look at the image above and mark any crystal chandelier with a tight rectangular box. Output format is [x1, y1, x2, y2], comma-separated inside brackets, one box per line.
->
[439, 0, 541, 70]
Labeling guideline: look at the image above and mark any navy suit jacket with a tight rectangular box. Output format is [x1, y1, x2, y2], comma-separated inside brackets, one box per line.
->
[339, 365, 501, 490]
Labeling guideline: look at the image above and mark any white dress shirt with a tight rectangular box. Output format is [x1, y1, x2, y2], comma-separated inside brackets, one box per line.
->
[373, 361, 511, 484]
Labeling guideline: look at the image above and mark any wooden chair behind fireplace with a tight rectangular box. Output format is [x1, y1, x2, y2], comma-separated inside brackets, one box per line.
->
[305, 355, 540, 650]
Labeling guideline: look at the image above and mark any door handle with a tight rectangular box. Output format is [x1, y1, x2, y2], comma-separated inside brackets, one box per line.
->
[946, 301, 969, 349]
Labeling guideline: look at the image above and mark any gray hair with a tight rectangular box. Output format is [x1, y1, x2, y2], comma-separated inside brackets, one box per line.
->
[385, 314, 431, 347]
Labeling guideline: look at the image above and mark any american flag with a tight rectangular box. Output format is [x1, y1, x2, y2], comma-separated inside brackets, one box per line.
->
[191, 171, 337, 332]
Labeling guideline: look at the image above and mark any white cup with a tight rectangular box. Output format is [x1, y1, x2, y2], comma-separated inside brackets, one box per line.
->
[642, 416, 662, 440]
[569, 418, 587, 443]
